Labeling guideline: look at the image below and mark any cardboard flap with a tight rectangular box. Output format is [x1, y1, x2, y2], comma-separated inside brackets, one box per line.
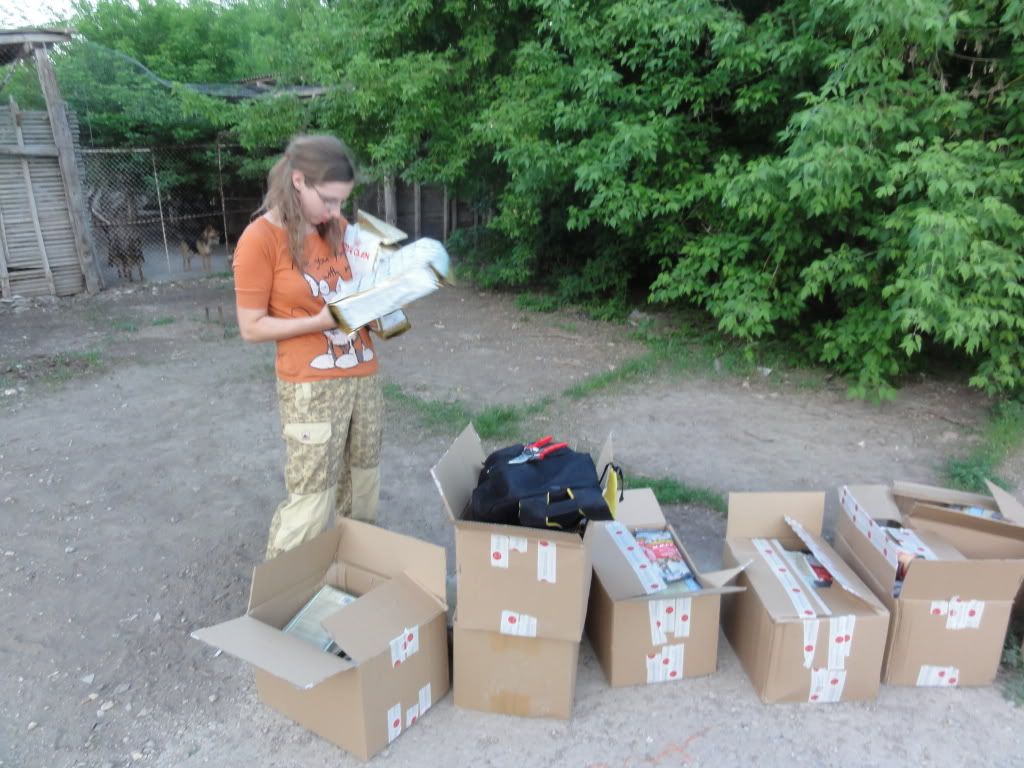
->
[249, 527, 342, 611]
[430, 422, 484, 522]
[191, 615, 354, 689]
[589, 522, 655, 601]
[893, 481, 992, 511]
[701, 561, 750, 589]
[321, 572, 444, 664]
[336, 518, 447, 603]
[986, 480, 1024, 525]
[784, 515, 872, 604]
[901, 559, 1024, 601]
[356, 208, 408, 245]
[726, 492, 825, 540]
[614, 488, 667, 529]
[845, 484, 903, 523]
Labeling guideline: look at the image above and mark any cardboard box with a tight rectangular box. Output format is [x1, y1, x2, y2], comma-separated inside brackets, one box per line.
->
[721, 492, 890, 703]
[192, 520, 449, 760]
[891, 480, 1024, 561]
[833, 484, 1024, 687]
[452, 621, 580, 718]
[585, 488, 746, 687]
[431, 424, 601, 643]
[431, 424, 606, 717]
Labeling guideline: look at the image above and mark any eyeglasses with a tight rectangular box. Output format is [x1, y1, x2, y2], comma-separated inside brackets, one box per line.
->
[310, 186, 345, 212]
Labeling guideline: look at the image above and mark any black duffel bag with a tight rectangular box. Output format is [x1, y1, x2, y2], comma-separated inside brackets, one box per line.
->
[469, 440, 619, 532]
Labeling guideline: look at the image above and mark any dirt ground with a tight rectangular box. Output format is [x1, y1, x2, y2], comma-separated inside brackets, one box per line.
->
[2, 278, 1023, 768]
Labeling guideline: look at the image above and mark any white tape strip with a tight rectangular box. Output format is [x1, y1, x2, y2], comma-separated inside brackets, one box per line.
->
[753, 538, 826, 618]
[840, 486, 936, 569]
[779, 547, 832, 616]
[785, 516, 870, 602]
[389, 625, 420, 669]
[490, 535, 510, 569]
[387, 703, 402, 743]
[608, 522, 667, 594]
[808, 668, 847, 703]
[645, 643, 685, 683]
[509, 536, 528, 553]
[886, 527, 938, 561]
[648, 597, 693, 645]
[826, 615, 856, 670]
[939, 597, 985, 630]
[917, 665, 960, 687]
[406, 704, 419, 727]
[418, 683, 432, 715]
[537, 539, 557, 583]
[802, 620, 820, 669]
[499, 610, 538, 637]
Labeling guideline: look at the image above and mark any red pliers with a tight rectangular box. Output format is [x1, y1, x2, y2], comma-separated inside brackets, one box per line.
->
[508, 435, 569, 464]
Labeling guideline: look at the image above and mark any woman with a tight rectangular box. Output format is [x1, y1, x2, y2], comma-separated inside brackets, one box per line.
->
[233, 134, 383, 560]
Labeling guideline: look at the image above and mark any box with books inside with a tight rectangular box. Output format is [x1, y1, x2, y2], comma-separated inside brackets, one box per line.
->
[585, 488, 747, 688]
[833, 484, 1024, 687]
[192, 519, 449, 760]
[721, 491, 890, 703]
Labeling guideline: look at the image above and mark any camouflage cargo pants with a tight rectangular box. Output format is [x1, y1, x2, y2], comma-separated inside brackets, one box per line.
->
[265, 374, 384, 560]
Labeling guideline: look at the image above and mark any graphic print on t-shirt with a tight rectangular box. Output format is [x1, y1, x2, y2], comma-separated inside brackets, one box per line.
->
[302, 272, 374, 370]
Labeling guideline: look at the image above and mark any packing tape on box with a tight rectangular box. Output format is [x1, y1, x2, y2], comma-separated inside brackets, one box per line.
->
[645, 643, 685, 684]
[753, 538, 830, 618]
[387, 703, 402, 744]
[648, 597, 693, 646]
[607, 522, 667, 594]
[419, 683, 432, 715]
[537, 539, 556, 583]
[802, 620, 820, 669]
[808, 668, 847, 703]
[389, 625, 420, 668]
[917, 665, 960, 687]
[826, 615, 856, 670]
[930, 597, 986, 630]
[840, 486, 938, 569]
[500, 610, 538, 637]
[490, 534, 527, 568]
[785, 516, 871, 601]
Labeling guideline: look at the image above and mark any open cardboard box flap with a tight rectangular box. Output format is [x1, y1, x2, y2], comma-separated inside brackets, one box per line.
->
[247, 527, 342, 612]
[726, 491, 826, 540]
[893, 480, 1024, 526]
[357, 209, 407, 246]
[986, 481, 1024, 525]
[784, 515, 874, 606]
[611, 487, 666, 530]
[192, 614, 355, 690]
[900, 557, 1024, 602]
[590, 488, 748, 601]
[322, 571, 445, 664]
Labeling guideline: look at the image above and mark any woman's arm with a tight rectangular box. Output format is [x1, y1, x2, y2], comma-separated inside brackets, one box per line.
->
[237, 304, 336, 343]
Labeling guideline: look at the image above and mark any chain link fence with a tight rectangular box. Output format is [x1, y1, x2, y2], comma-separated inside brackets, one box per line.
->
[81, 143, 263, 285]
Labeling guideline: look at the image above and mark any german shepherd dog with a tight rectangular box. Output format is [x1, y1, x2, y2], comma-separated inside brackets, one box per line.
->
[180, 224, 220, 273]
[90, 189, 144, 282]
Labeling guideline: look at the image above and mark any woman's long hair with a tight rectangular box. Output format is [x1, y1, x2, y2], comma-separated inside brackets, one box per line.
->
[257, 134, 355, 270]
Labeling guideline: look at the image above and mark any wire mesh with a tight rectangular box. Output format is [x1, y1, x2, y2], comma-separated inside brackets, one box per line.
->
[80, 143, 262, 285]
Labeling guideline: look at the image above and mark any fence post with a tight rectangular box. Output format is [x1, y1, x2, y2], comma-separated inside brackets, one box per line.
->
[414, 182, 421, 239]
[383, 176, 397, 226]
[33, 45, 102, 294]
[442, 185, 448, 243]
[217, 142, 231, 264]
[150, 151, 171, 272]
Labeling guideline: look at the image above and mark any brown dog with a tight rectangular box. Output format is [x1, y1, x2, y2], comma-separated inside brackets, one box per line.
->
[180, 224, 220, 272]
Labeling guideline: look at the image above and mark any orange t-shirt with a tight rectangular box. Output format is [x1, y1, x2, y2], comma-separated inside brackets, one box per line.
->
[233, 216, 378, 382]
